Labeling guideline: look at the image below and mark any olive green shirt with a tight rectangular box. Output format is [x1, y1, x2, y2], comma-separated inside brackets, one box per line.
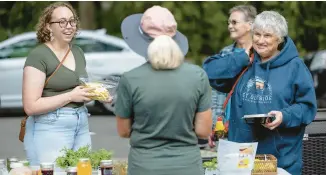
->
[115, 62, 211, 175]
[24, 44, 87, 108]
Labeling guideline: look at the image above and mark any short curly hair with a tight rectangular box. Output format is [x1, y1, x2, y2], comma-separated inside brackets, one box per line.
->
[36, 2, 80, 43]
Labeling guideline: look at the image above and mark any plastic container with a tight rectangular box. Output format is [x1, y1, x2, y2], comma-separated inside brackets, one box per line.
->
[9, 162, 32, 175]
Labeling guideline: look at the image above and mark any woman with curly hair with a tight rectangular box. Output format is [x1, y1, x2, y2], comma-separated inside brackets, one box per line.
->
[22, 2, 103, 166]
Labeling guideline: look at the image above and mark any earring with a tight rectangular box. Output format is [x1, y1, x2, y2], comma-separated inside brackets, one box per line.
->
[50, 31, 54, 41]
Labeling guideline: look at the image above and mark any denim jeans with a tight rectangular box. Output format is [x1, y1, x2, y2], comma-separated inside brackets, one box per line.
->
[211, 89, 228, 129]
[23, 106, 92, 166]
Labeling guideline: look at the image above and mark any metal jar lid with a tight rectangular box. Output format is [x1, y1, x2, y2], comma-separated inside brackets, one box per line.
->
[78, 158, 90, 162]
[40, 162, 54, 169]
[66, 167, 77, 172]
[100, 160, 113, 167]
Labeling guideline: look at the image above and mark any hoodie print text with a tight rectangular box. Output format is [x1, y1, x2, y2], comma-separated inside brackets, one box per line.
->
[241, 76, 272, 104]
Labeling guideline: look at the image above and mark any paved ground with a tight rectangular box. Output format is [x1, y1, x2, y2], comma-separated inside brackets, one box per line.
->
[0, 114, 130, 160]
[0, 110, 325, 161]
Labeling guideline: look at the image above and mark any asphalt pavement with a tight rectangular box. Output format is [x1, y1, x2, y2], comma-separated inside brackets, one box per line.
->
[0, 114, 130, 160]
[0, 111, 325, 161]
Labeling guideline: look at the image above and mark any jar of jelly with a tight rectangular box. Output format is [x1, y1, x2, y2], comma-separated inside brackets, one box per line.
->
[40, 162, 54, 175]
[66, 167, 77, 175]
[100, 160, 113, 175]
[77, 158, 92, 175]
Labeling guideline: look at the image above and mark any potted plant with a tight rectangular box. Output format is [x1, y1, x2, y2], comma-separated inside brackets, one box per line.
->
[56, 145, 113, 173]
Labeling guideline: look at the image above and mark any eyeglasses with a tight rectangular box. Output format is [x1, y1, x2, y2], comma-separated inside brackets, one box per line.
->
[227, 20, 247, 26]
[49, 19, 77, 28]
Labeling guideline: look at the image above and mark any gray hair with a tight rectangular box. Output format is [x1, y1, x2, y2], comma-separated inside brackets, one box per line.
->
[229, 5, 257, 22]
[147, 35, 184, 70]
[252, 11, 288, 42]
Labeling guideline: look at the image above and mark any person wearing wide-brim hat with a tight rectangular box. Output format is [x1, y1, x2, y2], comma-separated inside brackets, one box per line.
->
[115, 5, 212, 175]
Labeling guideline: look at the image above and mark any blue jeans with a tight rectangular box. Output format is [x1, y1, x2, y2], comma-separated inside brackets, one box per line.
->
[211, 89, 229, 129]
[23, 106, 92, 166]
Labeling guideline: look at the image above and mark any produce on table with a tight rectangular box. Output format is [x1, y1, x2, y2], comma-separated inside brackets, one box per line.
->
[202, 158, 217, 171]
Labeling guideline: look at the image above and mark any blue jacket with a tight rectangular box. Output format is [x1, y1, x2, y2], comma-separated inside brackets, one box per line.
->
[210, 43, 240, 128]
[203, 36, 317, 174]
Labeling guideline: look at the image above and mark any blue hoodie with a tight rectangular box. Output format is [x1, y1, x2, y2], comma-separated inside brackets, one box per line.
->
[203, 37, 317, 174]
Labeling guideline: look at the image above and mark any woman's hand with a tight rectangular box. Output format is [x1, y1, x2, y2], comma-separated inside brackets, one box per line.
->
[208, 133, 215, 148]
[99, 96, 113, 104]
[264, 111, 283, 130]
[69, 86, 95, 103]
[245, 47, 254, 63]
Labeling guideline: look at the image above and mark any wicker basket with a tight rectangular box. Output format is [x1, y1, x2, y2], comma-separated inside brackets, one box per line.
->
[252, 154, 277, 175]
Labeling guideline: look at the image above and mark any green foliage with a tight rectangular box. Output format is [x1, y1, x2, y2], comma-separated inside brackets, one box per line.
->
[0, 1, 326, 65]
[56, 145, 113, 170]
[202, 158, 218, 171]
[89, 148, 113, 170]
[56, 145, 91, 169]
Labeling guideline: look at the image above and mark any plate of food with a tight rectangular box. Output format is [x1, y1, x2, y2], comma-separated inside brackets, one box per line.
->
[79, 76, 119, 101]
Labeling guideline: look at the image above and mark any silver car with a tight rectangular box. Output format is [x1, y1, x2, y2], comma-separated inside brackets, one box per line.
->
[0, 29, 146, 113]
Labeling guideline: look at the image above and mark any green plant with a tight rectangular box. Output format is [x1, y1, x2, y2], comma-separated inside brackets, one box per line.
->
[89, 148, 113, 169]
[56, 145, 113, 170]
[202, 158, 218, 171]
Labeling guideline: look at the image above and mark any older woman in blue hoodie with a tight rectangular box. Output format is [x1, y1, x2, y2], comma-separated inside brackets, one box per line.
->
[203, 11, 317, 174]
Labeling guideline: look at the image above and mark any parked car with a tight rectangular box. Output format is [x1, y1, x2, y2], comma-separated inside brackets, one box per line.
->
[304, 50, 326, 108]
[0, 29, 146, 113]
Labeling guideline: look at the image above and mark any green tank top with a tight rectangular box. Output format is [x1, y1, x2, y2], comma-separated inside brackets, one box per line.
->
[24, 44, 87, 108]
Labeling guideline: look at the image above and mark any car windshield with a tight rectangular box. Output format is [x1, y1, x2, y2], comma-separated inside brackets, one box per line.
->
[72, 37, 123, 53]
[0, 35, 124, 60]
[0, 39, 38, 59]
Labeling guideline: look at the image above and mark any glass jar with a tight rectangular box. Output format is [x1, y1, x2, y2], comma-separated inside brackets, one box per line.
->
[100, 160, 113, 175]
[66, 167, 77, 175]
[30, 166, 41, 175]
[40, 162, 54, 175]
[77, 158, 92, 175]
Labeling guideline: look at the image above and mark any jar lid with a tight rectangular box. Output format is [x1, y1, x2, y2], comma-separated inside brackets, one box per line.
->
[10, 162, 24, 169]
[66, 167, 77, 172]
[78, 158, 90, 162]
[40, 162, 54, 169]
[100, 160, 113, 166]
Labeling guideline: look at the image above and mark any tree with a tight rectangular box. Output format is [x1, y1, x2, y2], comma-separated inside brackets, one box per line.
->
[78, 1, 96, 30]
[1, 1, 326, 65]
